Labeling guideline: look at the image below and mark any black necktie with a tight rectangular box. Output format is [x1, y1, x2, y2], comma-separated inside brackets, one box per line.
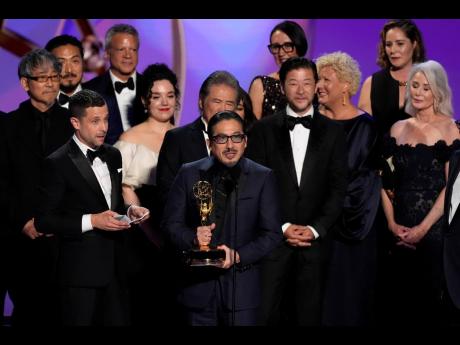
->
[114, 77, 135, 94]
[286, 115, 313, 131]
[58, 93, 70, 106]
[87, 146, 107, 164]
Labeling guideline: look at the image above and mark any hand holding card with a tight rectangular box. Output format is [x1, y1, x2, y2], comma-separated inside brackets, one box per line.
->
[126, 205, 150, 224]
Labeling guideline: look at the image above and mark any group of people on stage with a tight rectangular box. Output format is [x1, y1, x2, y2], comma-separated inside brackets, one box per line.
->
[1, 19, 460, 327]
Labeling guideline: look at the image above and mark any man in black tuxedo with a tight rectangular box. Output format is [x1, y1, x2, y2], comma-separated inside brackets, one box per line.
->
[0, 49, 74, 326]
[45, 34, 85, 109]
[246, 57, 348, 326]
[443, 149, 460, 323]
[35, 89, 149, 326]
[157, 70, 240, 205]
[84, 24, 145, 144]
[162, 111, 282, 325]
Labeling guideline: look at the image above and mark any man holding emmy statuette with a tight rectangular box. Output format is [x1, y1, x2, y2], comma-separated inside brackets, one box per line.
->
[162, 111, 282, 326]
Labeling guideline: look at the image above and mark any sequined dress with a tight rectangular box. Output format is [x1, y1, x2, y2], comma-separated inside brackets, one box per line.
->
[252, 75, 287, 118]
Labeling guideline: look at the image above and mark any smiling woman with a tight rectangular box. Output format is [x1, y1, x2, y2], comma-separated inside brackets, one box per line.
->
[248, 20, 308, 119]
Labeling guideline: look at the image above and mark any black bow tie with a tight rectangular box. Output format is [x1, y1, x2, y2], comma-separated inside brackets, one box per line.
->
[114, 77, 135, 94]
[286, 115, 313, 130]
[58, 93, 70, 106]
[87, 147, 107, 164]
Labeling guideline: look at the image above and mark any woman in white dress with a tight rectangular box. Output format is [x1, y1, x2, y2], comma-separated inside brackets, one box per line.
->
[114, 63, 179, 325]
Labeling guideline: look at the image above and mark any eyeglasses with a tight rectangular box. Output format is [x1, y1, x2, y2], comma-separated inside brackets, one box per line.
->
[211, 133, 246, 144]
[27, 74, 60, 83]
[267, 42, 295, 55]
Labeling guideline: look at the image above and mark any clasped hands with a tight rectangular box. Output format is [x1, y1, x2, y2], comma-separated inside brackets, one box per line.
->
[390, 222, 427, 250]
[284, 224, 315, 247]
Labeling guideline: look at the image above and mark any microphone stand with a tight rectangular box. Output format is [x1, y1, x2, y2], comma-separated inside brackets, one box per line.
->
[231, 182, 238, 326]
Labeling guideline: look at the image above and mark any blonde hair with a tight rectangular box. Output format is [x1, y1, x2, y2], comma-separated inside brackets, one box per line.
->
[405, 60, 454, 117]
[315, 51, 361, 96]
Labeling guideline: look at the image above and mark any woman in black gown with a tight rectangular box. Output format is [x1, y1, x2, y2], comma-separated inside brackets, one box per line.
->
[358, 20, 427, 322]
[381, 60, 460, 325]
[316, 51, 381, 326]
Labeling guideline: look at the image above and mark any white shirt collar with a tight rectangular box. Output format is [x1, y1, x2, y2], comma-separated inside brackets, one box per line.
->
[72, 134, 98, 155]
[109, 70, 137, 87]
[286, 104, 314, 118]
[200, 116, 208, 132]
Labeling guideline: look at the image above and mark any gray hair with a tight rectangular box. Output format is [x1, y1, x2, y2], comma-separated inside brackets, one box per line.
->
[105, 23, 139, 50]
[405, 60, 453, 117]
[198, 70, 240, 104]
[17, 48, 61, 79]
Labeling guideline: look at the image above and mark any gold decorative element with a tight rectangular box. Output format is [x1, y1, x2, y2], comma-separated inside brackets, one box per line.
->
[193, 180, 213, 226]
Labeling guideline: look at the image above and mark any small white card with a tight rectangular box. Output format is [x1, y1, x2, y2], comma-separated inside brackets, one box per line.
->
[114, 211, 149, 224]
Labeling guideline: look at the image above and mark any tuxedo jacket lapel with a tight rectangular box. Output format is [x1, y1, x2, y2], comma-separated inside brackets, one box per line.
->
[275, 114, 298, 187]
[299, 113, 323, 191]
[68, 140, 109, 208]
[189, 118, 208, 158]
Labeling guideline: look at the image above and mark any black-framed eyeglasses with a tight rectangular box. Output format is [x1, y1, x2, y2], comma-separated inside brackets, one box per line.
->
[211, 133, 246, 144]
[267, 42, 295, 55]
[27, 74, 60, 83]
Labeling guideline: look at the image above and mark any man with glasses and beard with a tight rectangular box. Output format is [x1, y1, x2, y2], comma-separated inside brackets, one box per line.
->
[162, 111, 282, 325]
[45, 35, 85, 109]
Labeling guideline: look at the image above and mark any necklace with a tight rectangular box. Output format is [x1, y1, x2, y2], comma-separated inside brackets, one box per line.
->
[398, 80, 407, 87]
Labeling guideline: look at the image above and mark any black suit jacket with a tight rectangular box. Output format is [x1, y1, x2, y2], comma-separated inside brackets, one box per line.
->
[246, 109, 348, 251]
[83, 71, 145, 145]
[2, 100, 73, 234]
[162, 157, 283, 309]
[35, 139, 128, 287]
[0, 111, 11, 236]
[157, 117, 209, 205]
[444, 149, 460, 308]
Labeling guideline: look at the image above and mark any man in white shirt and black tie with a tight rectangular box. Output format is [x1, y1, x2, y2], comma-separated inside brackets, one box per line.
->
[246, 57, 348, 326]
[84, 23, 146, 144]
[35, 89, 149, 326]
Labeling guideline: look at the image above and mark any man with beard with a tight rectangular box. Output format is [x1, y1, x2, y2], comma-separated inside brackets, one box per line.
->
[45, 35, 84, 109]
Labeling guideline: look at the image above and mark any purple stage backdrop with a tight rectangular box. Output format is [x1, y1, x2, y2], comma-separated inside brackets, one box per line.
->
[1, 19, 460, 123]
[1, 18, 460, 317]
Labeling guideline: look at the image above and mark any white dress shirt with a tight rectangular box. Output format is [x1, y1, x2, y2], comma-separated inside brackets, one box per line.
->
[449, 171, 460, 224]
[73, 134, 112, 232]
[110, 70, 136, 131]
[201, 117, 211, 156]
[282, 105, 319, 239]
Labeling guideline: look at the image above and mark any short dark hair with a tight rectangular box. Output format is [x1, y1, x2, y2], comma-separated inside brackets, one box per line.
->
[270, 20, 308, 57]
[279, 57, 318, 85]
[69, 89, 106, 119]
[141, 63, 180, 108]
[199, 70, 240, 106]
[377, 19, 426, 69]
[207, 111, 244, 138]
[45, 34, 84, 59]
